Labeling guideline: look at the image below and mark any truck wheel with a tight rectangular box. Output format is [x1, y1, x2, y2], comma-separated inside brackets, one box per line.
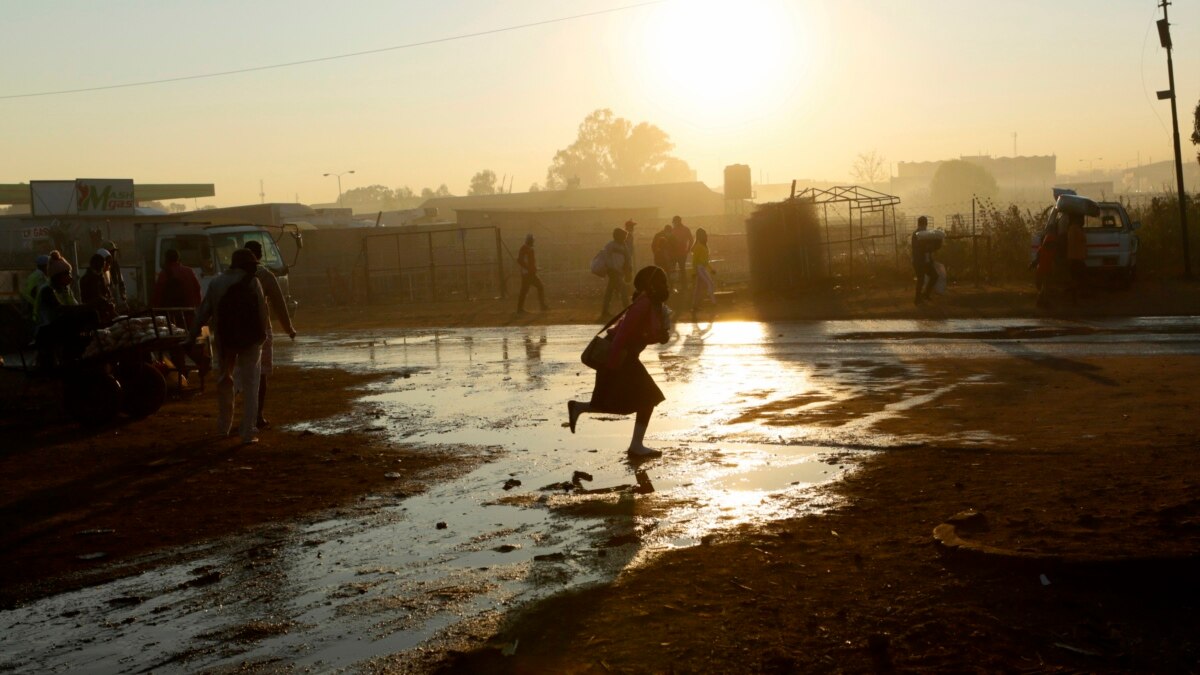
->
[118, 362, 168, 418]
[64, 371, 123, 426]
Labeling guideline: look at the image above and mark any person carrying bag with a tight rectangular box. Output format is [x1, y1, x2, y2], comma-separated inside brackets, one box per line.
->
[569, 266, 671, 458]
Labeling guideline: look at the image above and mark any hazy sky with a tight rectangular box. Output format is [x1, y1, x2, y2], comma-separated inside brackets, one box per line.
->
[3, 0, 1198, 206]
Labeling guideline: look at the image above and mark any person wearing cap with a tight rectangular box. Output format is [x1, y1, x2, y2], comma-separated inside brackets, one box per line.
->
[190, 248, 269, 444]
[99, 241, 127, 308]
[243, 240, 296, 429]
[34, 256, 95, 367]
[515, 233, 548, 314]
[670, 215, 693, 293]
[21, 254, 50, 318]
[79, 253, 117, 324]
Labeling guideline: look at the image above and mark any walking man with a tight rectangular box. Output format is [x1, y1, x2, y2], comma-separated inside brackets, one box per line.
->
[670, 215, 693, 292]
[190, 248, 268, 444]
[599, 228, 629, 320]
[245, 240, 297, 429]
[911, 216, 938, 305]
[516, 234, 549, 313]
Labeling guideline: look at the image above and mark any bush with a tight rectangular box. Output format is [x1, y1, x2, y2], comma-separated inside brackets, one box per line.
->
[1127, 195, 1200, 276]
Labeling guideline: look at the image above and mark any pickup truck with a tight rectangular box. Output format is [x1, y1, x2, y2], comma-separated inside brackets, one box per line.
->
[1031, 190, 1141, 287]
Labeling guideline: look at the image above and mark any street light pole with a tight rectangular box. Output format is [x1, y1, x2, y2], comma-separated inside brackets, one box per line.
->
[323, 170, 356, 205]
[1157, 0, 1191, 277]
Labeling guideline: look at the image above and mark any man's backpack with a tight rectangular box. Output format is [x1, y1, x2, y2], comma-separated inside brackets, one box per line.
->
[216, 274, 265, 352]
[162, 272, 187, 307]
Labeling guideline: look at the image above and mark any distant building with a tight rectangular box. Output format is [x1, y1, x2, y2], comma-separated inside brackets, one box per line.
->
[1121, 159, 1200, 194]
[893, 155, 1057, 201]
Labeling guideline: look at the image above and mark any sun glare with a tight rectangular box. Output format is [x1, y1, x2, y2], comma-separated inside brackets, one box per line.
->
[631, 0, 809, 129]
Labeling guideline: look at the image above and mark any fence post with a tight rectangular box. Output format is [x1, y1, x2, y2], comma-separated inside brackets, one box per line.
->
[362, 236, 372, 305]
[398, 234, 408, 302]
[460, 229, 470, 300]
[972, 196, 979, 287]
[495, 227, 507, 298]
[428, 231, 437, 302]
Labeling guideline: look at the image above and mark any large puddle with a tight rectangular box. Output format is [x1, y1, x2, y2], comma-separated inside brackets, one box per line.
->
[4, 317, 1199, 672]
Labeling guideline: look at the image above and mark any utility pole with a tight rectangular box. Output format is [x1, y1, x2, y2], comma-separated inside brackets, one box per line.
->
[1157, 0, 1191, 276]
[259, 180, 266, 204]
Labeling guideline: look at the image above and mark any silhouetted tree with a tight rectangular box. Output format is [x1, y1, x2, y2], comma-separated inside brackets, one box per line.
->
[851, 150, 888, 186]
[341, 185, 397, 210]
[930, 160, 999, 206]
[1191, 98, 1199, 165]
[545, 109, 695, 189]
[528, 183, 542, 193]
[469, 170, 498, 196]
[419, 185, 454, 200]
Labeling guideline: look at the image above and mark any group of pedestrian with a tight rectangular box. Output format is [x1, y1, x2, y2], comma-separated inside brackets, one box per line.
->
[610, 215, 714, 320]
[513, 215, 716, 321]
[651, 215, 695, 294]
[20, 245, 127, 368]
[18, 240, 293, 446]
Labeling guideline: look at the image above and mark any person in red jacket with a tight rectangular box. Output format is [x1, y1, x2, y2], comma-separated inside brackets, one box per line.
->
[568, 265, 671, 458]
[153, 249, 205, 384]
[152, 249, 203, 314]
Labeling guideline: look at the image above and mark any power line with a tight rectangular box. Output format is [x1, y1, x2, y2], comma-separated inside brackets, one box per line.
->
[1, 1, 663, 101]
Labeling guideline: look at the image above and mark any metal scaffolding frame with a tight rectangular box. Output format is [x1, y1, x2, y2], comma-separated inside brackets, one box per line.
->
[790, 184, 902, 279]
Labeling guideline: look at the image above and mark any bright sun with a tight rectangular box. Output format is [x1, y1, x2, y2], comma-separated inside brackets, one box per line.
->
[631, 0, 810, 129]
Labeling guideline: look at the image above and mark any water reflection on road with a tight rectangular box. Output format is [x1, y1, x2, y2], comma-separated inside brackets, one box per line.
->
[3, 317, 1198, 673]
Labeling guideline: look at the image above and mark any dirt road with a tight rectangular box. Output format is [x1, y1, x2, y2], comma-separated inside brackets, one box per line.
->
[2, 288, 1199, 672]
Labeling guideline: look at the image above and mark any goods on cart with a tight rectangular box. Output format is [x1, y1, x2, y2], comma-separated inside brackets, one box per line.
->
[81, 316, 187, 359]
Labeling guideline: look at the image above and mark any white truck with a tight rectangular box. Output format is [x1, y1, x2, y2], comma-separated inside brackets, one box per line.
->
[142, 222, 300, 313]
[0, 216, 301, 311]
[1032, 189, 1141, 287]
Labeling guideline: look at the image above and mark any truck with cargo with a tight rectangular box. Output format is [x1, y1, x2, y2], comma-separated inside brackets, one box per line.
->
[1031, 189, 1141, 287]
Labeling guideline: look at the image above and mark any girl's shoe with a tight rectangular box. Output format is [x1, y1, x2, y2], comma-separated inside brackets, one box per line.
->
[568, 401, 580, 434]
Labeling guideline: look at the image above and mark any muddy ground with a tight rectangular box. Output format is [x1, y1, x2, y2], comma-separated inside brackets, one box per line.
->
[0, 366, 483, 607]
[3, 279, 1199, 672]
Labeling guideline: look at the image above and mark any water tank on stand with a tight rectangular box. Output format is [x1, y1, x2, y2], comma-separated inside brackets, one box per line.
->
[724, 164, 752, 201]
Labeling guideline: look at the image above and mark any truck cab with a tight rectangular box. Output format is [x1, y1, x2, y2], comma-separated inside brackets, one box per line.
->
[149, 224, 297, 313]
[1032, 190, 1140, 287]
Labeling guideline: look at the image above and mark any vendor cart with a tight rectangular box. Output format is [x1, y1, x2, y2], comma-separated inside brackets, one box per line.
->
[15, 309, 208, 426]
